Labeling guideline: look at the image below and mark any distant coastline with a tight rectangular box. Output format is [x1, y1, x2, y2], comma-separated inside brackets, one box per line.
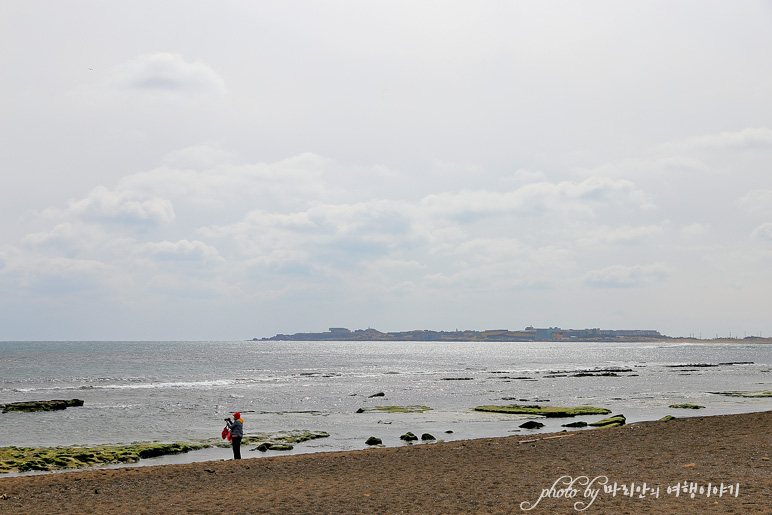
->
[255, 326, 772, 343]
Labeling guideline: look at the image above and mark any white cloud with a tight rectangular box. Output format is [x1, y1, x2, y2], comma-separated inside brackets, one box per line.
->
[583, 264, 670, 288]
[681, 223, 711, 237]
[578, 225, 664, 247]
[139, 239, 224, 263]
[738, 189, 772, 217]
[48, 186, 175, 225]
[750, 223, 772, 243]
[662, 128, 772, 151]
[108, 53, 226, 96]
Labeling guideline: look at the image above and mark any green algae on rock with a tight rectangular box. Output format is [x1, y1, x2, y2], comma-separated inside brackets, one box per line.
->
[246, 429, 328, 452]
[589, 414, 626, 427]
[659, 415, 678, 422]
[2, 399, 84, 413]
[669, 404, 705, 409]
[1, 429, 330, 473]
[472, 404, 611, 418]
[365, 437, 382, 445]
[0, 442, 207, 473]
[400, 432, 418, 441]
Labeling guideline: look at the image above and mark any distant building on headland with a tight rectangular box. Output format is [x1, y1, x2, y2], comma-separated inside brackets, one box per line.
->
[256, 326, 664, 342]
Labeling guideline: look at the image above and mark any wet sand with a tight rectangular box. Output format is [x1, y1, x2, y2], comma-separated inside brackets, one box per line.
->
[1, 411, 770, 514]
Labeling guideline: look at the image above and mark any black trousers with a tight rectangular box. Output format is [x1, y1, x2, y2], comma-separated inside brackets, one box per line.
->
[231, 436, 242, 459]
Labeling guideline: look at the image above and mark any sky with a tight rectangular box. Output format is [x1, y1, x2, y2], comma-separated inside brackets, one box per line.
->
[2, 1, 772, 340]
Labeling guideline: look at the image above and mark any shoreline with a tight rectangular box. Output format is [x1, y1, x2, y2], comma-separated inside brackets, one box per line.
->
[1, 410, 769, 513]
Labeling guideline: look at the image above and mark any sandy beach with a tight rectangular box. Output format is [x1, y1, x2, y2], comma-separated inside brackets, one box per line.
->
[1, 410, 769, 514]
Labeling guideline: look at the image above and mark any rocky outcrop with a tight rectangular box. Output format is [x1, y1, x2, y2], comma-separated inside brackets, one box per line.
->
[2, 399, 84, 413]
[561, 421, 588, 428]
[473, 404, 611, 417]
[589, 414, 626, 428]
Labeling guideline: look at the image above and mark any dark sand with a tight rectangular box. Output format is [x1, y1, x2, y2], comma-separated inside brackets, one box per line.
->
[1, 411, 770, 514]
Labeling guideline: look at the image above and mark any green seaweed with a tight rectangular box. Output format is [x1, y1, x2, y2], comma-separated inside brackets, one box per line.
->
[589, 414, 626, 427]
[668, 404, 705, 409]
[473, 404, 611, 417]
[0, 428, 329, 474]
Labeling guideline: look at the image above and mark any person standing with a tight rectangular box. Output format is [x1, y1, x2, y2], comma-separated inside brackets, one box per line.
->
[225, 412, 244, 459]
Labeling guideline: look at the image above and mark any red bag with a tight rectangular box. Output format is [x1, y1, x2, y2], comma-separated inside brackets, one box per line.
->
[222, 426, 232, 441]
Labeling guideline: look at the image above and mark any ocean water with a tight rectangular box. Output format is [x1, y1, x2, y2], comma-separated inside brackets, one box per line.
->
[1, 340, 770, 468]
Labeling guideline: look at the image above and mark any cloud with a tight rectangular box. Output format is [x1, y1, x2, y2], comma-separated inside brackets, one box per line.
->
[750, 223, 772, 242]
[578, 225, 664, 247]
[681, 223, 711, 237]
[583, 264, 670, 288]
[50, 186, 175, 225]
[139, 239, 224, 263]
[108, 53, 226, 96]
[738, 189, 772, 217]
[662, 127, 772, 151]
[419, 176, 651, 221]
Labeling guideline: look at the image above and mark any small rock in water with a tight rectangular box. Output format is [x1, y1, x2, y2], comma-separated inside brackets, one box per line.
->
[519, 421, 545, 429]
[400, 432, 418, 441]
[365, 436, 382, 446]
[368, 392, 385, 398]
[421, 433, 436, 441]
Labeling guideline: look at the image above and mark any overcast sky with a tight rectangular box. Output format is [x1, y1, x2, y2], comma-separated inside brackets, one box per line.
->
[2, 1, 772, 340]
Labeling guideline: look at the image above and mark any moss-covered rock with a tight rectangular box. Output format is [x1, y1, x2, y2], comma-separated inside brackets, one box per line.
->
[669, 404, 705, 409]
[589, 414, 626, 427]
[2, 399, 84, 413]
[473, 404, 611, 417]
[561, 421, 588, 428]
[519, 421, 544, 429]
[400, 432, 418, 441]
[659, 415, 678, 422]
[365, 437, 382, 445]
[420, 433, 436, 441]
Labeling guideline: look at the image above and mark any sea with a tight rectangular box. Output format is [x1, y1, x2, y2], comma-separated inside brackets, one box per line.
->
[1, 340, 770, 472]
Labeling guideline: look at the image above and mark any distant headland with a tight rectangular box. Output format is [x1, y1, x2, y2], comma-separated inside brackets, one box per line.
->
[255, 326, 771, 343]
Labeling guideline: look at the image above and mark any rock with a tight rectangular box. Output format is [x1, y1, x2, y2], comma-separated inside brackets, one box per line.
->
[420, 433, 436, 441]
[255, 443, 271, 452]
[445, 430, 453, 434]
[561, 421, 588, 428]
[519, 421, 545, 429]
[668, 404, 705, 409]
[399, 432, 418, 441]
[269, 444, 294, 451]
[368, 392, 385, 398]
[473, 404, 610, 417]
[365, 437, 382, 446]
[2, 399, 84, 413]
[659, 415, 678, 422]
[355, 408, 365, 413]
[589, 414, 626, 428]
